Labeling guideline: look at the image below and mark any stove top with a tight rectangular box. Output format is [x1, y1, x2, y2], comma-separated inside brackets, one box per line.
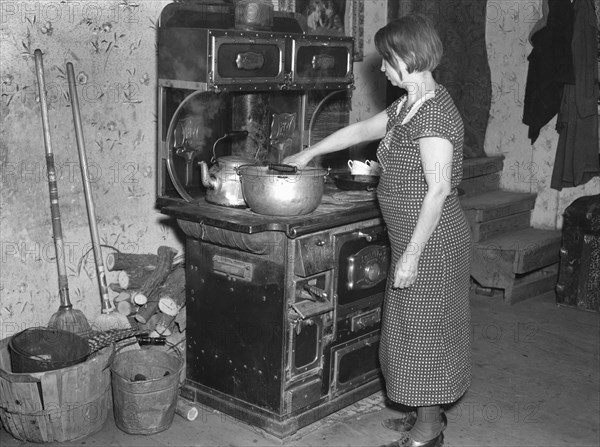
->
[160, 185, 381, 237]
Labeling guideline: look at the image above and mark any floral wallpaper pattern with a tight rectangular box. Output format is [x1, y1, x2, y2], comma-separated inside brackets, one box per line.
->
[0, 0, 596, 335]
[485, 0, 600, 229]
[0, 0, 178, 335]
[0, 0, 387, 336]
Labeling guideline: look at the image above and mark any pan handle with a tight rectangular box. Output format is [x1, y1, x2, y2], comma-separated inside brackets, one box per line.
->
[267, 163, 298, 173]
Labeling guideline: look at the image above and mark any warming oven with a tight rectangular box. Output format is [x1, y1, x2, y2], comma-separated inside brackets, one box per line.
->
[156, 1, 390, 438]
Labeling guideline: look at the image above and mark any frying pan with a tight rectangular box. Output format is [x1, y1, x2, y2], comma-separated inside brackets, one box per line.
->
[331, 173, 379, 191]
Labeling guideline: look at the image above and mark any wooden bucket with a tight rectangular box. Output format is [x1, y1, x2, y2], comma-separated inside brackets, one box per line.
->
[0, 336, 113, 443]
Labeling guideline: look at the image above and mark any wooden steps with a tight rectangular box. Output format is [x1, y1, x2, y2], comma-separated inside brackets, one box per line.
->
[459, 157, 561, 304]
[461, 190, 537, 242]
[460, 156, 504, 194]
[470, 228, 562, 304]
[464, 193, 562, 304]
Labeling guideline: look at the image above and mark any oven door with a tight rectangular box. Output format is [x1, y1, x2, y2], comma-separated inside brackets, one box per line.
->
[335, 225, 390, 316]
[286, 311, 333, 381]
[330, 330, 380, 396]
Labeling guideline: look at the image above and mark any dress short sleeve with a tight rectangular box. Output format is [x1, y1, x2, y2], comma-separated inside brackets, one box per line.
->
[408, 99, 463, 147]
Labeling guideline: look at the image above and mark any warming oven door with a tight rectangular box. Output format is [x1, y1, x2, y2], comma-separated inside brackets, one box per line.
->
[289, 36, 353, 88]
[210, 31, 286, 88]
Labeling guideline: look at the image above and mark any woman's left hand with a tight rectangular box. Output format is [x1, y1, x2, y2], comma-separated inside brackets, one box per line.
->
[393, 252, 418, 289]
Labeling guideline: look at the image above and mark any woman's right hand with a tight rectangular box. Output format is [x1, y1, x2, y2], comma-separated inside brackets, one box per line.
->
[282, 149, 316, 169]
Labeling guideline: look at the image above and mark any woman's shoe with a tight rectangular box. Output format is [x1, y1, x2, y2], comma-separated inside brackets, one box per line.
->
[382, 412, 447, 432]
[379, 431, 444, 447]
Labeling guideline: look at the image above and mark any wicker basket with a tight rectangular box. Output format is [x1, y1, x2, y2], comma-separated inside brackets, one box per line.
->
[0, 336, 113, 443]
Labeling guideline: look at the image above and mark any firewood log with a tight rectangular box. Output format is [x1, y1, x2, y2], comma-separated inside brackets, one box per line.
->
[109, 282, 125, 293]
[176, 397, 199, 421]
[118, 266, 155, 289]
[175, 306, 186, 332]
[113, 292, 134, 316]
[158, 287, 185, 316]
[106, 252, 159, 271]
[154, 313, 175, 336]
[137, 312, 161, 332]
[116, 300, 134, 316]
[135, 265, 184, 324]
[113, 291, 131, 303]
[132, 292, 148, 306]
[133, 247, 178, 324]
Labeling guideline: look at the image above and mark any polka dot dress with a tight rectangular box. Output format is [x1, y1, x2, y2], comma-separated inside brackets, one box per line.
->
[376, 85, 472, 406]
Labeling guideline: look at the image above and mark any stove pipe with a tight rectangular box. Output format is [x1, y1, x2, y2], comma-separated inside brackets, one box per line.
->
[231, 0, 274, 161]
[234, 0, 274, 31]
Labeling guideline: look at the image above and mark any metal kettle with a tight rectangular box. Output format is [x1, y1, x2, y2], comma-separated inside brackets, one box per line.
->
[198, 131, 252, 207]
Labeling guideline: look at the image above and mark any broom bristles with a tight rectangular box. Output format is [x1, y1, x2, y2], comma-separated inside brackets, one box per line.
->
[47, 308, 92, 337]
[92, 310, 131, 332]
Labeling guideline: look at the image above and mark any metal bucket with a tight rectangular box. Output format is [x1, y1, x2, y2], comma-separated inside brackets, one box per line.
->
[8, 327, 90, 373]
[110, 347, 183, 434]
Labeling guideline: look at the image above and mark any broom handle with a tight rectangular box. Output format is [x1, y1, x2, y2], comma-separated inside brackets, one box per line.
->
[66, 62, 113, 313]
[34, 49, 72, 310]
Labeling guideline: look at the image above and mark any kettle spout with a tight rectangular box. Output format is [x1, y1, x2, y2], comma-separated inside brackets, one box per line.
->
[199, 161, 219, 190]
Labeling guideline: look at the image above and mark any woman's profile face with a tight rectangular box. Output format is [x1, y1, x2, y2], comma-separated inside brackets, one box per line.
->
[381, 56, 409, 88]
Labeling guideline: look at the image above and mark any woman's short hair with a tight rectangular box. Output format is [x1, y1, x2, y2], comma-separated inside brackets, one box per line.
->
[374, 14, 443, 73]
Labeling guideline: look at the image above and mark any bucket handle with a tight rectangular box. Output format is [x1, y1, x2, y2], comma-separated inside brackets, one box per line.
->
[138, 337, 184, 363]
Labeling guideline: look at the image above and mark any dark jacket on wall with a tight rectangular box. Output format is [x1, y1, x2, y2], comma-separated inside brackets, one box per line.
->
[550, 0, 600, 190]
[523, 0, 575, 144]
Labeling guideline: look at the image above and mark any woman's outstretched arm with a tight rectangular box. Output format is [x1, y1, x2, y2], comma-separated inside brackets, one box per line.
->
[283, 109, 388, 168]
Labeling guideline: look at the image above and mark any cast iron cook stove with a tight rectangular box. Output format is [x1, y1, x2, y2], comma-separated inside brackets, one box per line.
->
[156, 1, 390, 438]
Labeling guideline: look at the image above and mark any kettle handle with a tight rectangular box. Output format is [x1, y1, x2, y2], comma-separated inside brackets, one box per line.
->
[211, 131, 249, 163]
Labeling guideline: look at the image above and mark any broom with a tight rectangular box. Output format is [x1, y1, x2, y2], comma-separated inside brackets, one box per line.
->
[66, 61, 130, 331]
[34, 49, 92, 337]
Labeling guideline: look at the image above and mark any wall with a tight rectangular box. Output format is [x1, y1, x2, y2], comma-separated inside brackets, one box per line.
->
[3, 0, 595, 337]
[0, 0, 177, 339]
[349, 0, 388, 125]
[485, 0, 599, 229]
[0, 0, 389, 338]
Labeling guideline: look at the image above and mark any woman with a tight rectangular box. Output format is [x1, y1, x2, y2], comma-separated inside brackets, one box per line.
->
[283, 15, 471, 447]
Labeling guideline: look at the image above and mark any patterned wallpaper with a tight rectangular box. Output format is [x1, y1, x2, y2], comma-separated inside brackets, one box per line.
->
[0, 0, 596, 334]
[0, 0, 388, 335]
[0, 1, 177, 334]
[485, 0, 599, 229]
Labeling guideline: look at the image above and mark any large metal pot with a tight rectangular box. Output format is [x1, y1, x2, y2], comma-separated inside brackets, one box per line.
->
[237, 164, 327, 216]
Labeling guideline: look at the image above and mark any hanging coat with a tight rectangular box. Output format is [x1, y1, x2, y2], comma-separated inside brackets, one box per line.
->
[522, 0, 575, 144]
[550, 0, 600, 190]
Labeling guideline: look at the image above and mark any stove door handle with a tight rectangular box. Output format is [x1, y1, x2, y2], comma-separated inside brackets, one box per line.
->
[354, 231, 374, 242]
[303, 284, 328, 302]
